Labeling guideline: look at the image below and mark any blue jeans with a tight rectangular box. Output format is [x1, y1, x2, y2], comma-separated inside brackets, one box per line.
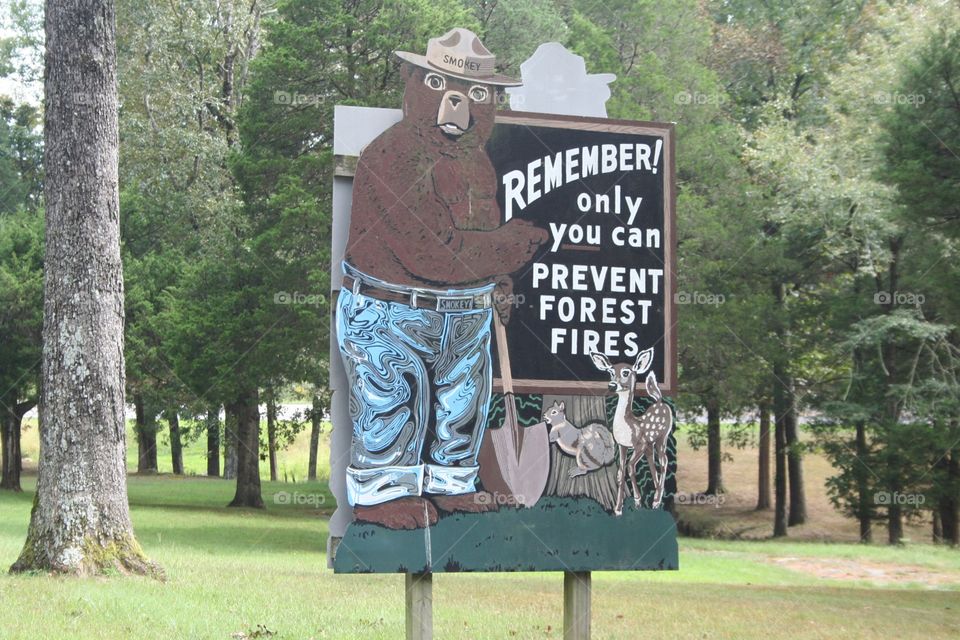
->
[337, 264, 494, 506]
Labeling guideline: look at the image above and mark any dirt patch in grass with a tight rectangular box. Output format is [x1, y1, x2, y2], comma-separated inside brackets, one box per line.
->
[770, 556, 960, 587]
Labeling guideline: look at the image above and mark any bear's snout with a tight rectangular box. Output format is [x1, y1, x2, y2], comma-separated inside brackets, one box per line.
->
[437, 90, 470, 136]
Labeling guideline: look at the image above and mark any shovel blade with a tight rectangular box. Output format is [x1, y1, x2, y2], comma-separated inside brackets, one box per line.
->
[477, 422, 550, 507]
[515, 422, 550, 506]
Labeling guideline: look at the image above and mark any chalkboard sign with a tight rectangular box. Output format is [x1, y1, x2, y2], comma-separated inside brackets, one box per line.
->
[486, 112, 676, 395]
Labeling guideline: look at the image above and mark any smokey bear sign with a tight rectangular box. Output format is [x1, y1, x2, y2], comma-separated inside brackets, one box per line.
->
[331, 29, 678, 575]
[487, 113, 676, 395]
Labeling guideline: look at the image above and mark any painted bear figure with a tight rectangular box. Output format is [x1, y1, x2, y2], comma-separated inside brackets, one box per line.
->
[337, 28, 548, 529]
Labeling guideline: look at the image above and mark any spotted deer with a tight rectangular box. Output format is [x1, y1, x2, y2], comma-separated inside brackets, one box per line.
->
[589, 348, 674, 515]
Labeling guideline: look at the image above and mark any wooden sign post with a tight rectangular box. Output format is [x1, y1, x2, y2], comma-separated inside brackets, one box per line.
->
[405, 573, 432, 640]
[564, 571, 591, 639]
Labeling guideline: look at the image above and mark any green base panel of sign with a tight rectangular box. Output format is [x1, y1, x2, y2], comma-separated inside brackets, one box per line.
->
[333, 496, 678, 573]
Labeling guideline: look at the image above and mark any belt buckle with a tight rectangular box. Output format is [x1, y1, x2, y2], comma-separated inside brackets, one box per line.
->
[436, 295, 474, 312]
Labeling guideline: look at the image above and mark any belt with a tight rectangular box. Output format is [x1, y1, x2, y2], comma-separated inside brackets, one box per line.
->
[342, 275, 493, 312]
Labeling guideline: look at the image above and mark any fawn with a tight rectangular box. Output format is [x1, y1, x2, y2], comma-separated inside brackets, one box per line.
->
[543, 401, 616, 478]
[589, 348, 674, 515]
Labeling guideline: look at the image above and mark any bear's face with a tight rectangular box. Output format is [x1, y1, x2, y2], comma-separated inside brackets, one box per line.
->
[401, 64, 497, 145]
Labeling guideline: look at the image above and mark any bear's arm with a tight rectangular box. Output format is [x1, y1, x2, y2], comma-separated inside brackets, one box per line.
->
[357, 153, 547, 285]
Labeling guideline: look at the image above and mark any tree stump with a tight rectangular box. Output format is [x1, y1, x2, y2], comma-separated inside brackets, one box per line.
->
[543, 394, 618, 511]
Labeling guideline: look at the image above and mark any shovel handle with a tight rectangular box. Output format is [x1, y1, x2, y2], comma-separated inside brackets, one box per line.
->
[493, 313, 522, 451]
[493, 313, 514, 395]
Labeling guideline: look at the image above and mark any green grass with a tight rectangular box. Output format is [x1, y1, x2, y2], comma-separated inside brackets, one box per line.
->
[1, 476, 958, 639]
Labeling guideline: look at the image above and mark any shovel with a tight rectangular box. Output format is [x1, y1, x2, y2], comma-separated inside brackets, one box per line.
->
[477, 313, 550, 507]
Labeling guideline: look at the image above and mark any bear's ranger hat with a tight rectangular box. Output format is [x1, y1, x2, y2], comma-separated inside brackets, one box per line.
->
[395, 28, 521, 87]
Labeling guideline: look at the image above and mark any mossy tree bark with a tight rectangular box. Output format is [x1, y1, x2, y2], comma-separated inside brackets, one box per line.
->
[11, 0, 158, 576]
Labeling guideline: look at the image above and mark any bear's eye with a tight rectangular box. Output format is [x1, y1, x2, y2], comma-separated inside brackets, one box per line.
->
[424, 73, 445, 91]
[468, 85, 489, 103]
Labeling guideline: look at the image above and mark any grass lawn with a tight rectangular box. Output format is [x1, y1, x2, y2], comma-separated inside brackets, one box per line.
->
[1, 475, 958, 639]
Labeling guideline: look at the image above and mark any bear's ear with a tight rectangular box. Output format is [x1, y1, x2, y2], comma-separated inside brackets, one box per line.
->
[400, 62, 418, 82]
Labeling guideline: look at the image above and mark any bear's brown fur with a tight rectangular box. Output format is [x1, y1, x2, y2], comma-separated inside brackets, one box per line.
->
[345, 64, 547, 293]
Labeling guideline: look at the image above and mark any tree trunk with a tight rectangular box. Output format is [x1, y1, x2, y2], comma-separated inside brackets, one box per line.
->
[705, 399, 723, 495]
[544, 395, 618, 510]
[134, 394, 145, 470]
[168, 410, 183, 475]
[0, 415, 10, 491]
[1, 412, 21, 491]
[785, 399, 806, 526]
[771, 280, 805, 526]
[266, 388, 278, 482]
[134, 393, 158, 474]
[308, 395, 321, 481]
[855, 421, 872, 542]
[228, 388, 263, 508]
[938, 450, 958, 546]
[880, 237, 905, 546]
[11, 0, 156, 575]
[773, 381, 788, 537]
[2, 402, 34, 491]
[888, 490, 904, 545]
[206, 407, 220, 477]
[1, 413, 15, 490]
[756, 401, 771, 510]
[223, 404, 238, 480]
[933, 511, 943, 544]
